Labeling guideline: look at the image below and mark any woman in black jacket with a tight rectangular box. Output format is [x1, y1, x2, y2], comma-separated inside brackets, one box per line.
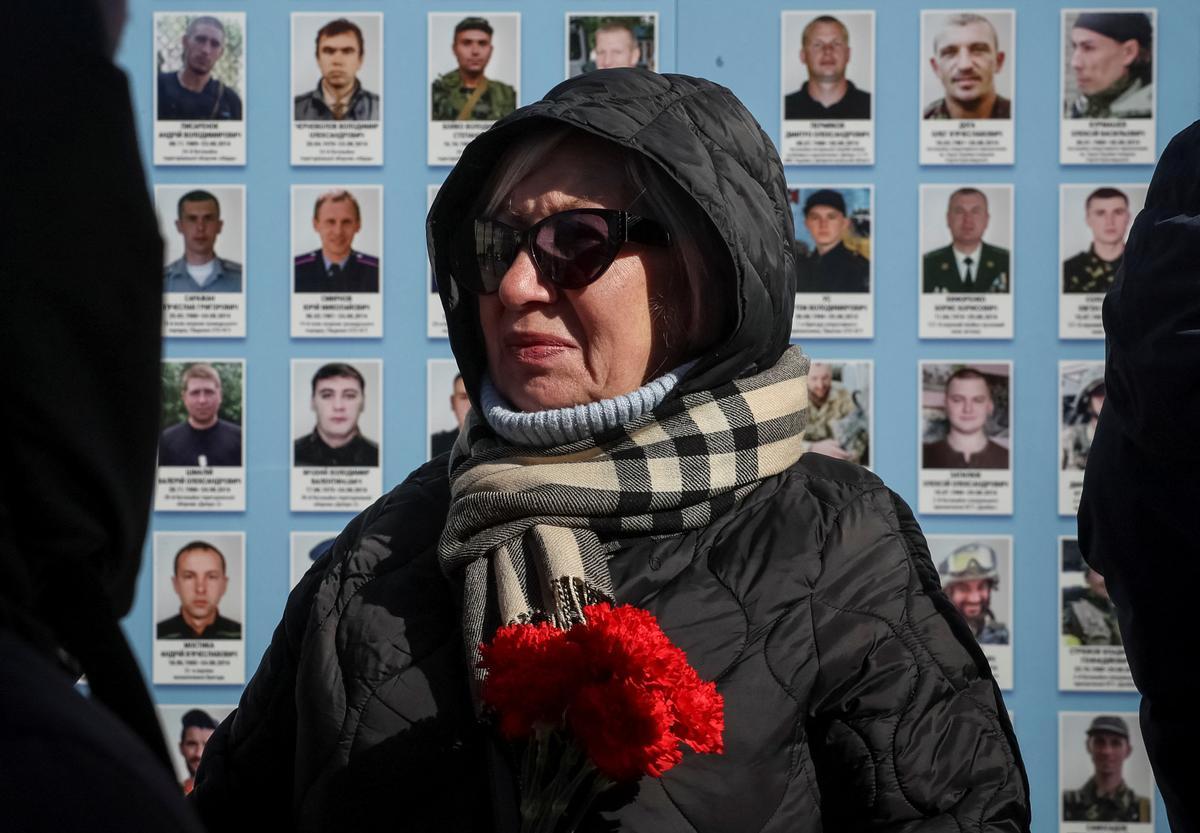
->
[193, 69, 1029, 833]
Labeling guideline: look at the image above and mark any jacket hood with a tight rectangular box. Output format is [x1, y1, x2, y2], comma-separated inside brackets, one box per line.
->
[1102, 119, 1200, 463]
[427, 69, 796, 407]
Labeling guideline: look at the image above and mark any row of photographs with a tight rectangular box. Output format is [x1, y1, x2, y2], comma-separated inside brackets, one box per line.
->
[157, 702, 1158, 826]
[151, 9, 1159, 167]
[157, 182, 1145, 340]
[155, 357, 1100, 517]
[145, 532, 1126, 696]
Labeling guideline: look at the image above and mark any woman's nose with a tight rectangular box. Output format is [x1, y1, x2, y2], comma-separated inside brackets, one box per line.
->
[496, 250, 557, 307]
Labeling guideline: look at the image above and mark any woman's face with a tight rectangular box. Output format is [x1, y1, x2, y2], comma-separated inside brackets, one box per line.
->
[478, 141, 680, 412]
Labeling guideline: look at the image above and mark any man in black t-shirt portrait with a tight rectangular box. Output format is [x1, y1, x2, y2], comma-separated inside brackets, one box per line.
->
[158, 363, 242, 467]
[156, 541, 241, 640]
[784, 15, 871, 120]
[294, 363, 379, 467]
[922, 367, 1009, 470]
[157, 16, 243, 121]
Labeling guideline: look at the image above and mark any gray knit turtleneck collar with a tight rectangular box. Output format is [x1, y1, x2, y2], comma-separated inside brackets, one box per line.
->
[480, 362, 696, 448]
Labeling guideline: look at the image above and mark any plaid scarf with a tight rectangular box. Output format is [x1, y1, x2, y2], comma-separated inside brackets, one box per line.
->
[438, 346, 810, 687]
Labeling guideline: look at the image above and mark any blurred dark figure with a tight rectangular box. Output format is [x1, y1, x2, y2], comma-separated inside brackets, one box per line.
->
[1079, 120, 1200, 833]
[0, 2, 203, 830]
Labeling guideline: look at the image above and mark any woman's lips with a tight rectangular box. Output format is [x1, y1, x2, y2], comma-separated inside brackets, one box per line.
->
[505, 332, 575, 362]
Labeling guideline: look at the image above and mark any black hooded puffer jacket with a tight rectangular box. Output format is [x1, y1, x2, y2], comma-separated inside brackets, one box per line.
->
[193, 70, 1030, 833]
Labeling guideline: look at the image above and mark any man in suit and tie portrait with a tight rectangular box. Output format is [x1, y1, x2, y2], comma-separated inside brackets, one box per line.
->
[923, 187, 1010, 294]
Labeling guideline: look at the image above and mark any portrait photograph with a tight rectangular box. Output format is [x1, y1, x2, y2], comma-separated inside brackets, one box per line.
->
[790, 186, 872, 295]
[567, 14, 658, 78]
[427, 359, 471, 461]
[920, 10, 1014, 120]
[929, 535, 1013, 687]
[428, 13, 520, 122]
[1060, 360, 1106, 473]
[290, 185, 383, 295]
[1062, 10, 1155, 120]
[782, 11, 874, 122]
[156, 704, 235, 795]
[1060, 183, 1147, 295]
[156, 185, 245, 295]
[427, 184, 447, 338]
[1060, 712, 1154, 828]
[920, 184, 1013, 295]
[290, 359, 383, 469]
[152, 532, 244, 642]
[292, 14, 382, 123]
[154, 13, 245, 122]
[158, 360, 244, 469]
[801, 359, 872, 467]
[1059, 537, 1135, 692]
[290, 531, 337, 590]
[920, 362, 1011, 471]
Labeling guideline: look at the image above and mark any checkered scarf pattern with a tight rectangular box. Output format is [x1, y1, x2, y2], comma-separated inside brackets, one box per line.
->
[438, 346, 809, 685]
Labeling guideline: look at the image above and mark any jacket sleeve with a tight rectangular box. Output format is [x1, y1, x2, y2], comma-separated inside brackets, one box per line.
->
[805, 486, 1030, 832]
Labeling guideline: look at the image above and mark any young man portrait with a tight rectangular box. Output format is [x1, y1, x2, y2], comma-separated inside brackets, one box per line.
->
[157, 541, 241, 640]
[157, 15, 242, 120]
[294, 18, 380, 121]
[294, 363, 380, 467]
[158, 363, 242, 467]
[923, 367, 1009, 469]
[163, 190, 242, 293]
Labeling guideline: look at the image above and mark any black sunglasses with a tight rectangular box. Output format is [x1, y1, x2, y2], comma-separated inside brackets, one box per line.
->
[451, 208, 671, 295]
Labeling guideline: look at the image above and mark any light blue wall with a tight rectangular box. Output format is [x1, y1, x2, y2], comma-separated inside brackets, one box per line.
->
[119, 0, 1199, 828]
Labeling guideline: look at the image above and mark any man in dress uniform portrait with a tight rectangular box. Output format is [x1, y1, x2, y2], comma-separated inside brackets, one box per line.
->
[784, 15, 871, 120]
[1063, 716, 1151, 822]
[294, 18, 380, 121]
[158, 363, 241, 467]
[795, 189, 870, 293]
[923, 188, 1010, 293]
[938, 543, 1009, 645]
[163, 190, 242, 293]
[924, 13, 1009, 119]
[294, 190, 379, 293]
[1063, 564, 1123, 646]
[1067, 12, 1153, 119]
[431, 17, 517, 121]
[157, 541, 241, 640]
[1064, 188, 1131, 293]
[177, 709, 217, 795]
[923, 367, 1009, 469]
[157, 16, 242, 121]
[294, 363, 380, 467]
[802, 362, 869, 465]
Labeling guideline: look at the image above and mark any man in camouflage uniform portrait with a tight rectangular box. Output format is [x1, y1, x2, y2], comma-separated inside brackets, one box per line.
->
[801, 362, 868, 465]
[1067, 12, 1153, 119]
[1062, 374, 1105, 470]
[1063, 716, 1151, 822]
[1063, 564, 1122, 646]
[938, 543, 1009, 645]
[1063, 188, 1132, 294]
[431, 17, 517, 122]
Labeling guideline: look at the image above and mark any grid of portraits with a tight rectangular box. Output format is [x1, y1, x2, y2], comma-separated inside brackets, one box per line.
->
[144, 3, 1174, 823]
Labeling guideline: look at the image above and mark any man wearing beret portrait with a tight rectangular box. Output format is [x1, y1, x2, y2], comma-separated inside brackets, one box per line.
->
[1067, 12, 1153, 119]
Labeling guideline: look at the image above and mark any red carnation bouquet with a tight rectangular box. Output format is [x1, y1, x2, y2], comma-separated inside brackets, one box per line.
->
[479, 602, 725, 833]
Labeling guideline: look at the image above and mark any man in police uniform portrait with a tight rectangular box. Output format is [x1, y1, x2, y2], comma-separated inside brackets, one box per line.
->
[784, 15, 871, 120]
[157, 16, 243, 121]
[158, 363, 241, 467]
[1063, 716, 1151, 822]
[294, 190, 379, 293]
[1064, 187, 1132, 294]
[157, 540, 241, 640]
[294, 18, 379, 121]
[1067, 12, 1153, 119]
[1063, 563, 1122, 646]
[924, 12, 1009, 119]
[923, 367, 1009, 469]
[163, 190, 242, 293]
[795, 189, 870, 293]
[1063, 373, 1105, 471]
[802, 362, 869, 465]
[294, 363, 380, 467]
[938, 543, 1009, 645]
[923, 188, 1010, 294]
[431, 17, 517, 121]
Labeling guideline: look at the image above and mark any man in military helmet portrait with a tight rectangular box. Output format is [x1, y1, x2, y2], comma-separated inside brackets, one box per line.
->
[1063, 564, 1122, 646]
[938, 543, 1009, 645]
[802, 362, 869, 465]
[294, 190, 379, 294]
[795, 189, 870, 294]
[1063, 188, 1132, 294]
[157, 16, 243, 121]
[431, 17, 517, 121]
[163, 190, 242, 294]
[923, 188, 1010, 294]
[294, 18, 380, 121]
[1067, 12, 1153, 119]
[1062, 374, 1105, 471]
[1063, 716, 1151, 822]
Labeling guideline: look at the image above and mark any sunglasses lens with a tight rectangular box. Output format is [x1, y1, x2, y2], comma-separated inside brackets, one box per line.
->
[472, 219, 519, 293]
[533, 213, 615, 289]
